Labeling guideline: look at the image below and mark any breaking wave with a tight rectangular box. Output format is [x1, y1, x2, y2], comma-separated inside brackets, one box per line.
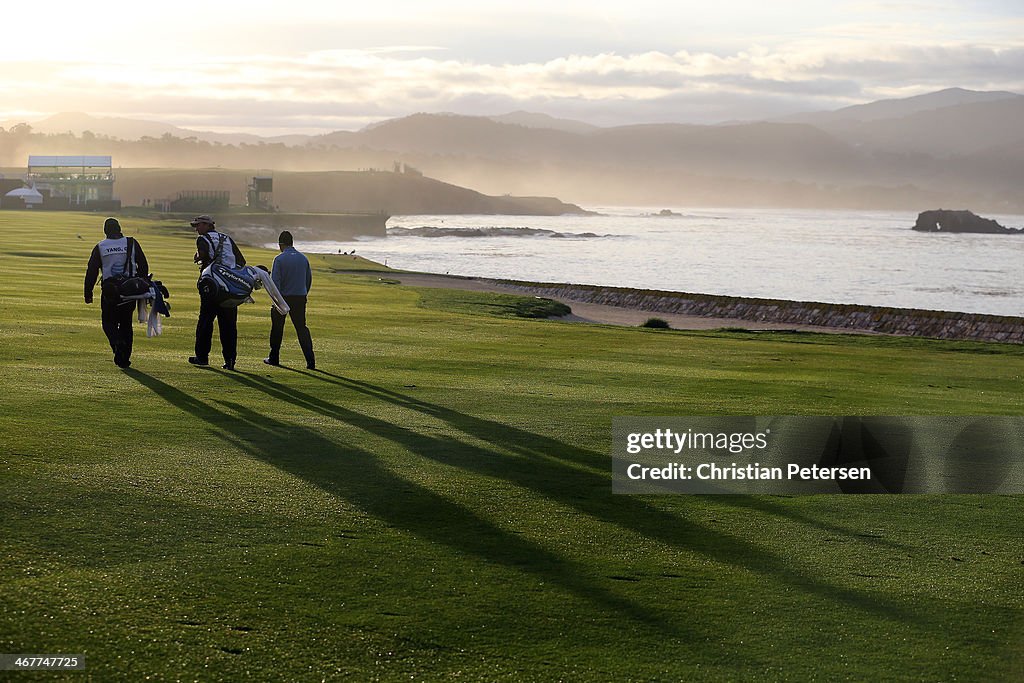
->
[387, 226, 608, 239]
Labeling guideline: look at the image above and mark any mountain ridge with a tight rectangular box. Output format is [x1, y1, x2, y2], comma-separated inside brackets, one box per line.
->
[4, 87, 1023, 211]
[778, 87, 1021, 125]
[8, 86, 1022, 150]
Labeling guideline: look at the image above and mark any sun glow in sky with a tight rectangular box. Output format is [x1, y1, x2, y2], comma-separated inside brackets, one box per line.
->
[2, 0, 1023, 135]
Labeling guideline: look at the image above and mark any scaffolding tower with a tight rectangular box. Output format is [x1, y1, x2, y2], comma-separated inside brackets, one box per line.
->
[247, 175, 273, 210]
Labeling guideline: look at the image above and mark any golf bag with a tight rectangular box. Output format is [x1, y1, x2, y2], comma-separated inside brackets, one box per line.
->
[196, 233, 256, 307]
[101, 237, 151, 304]
[198, 263, 257, 307]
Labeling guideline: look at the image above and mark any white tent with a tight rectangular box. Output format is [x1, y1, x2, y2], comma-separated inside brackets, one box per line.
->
[5, 187, 44, 205]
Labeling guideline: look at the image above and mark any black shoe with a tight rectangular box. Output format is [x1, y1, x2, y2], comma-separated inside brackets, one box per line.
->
[306, 363, 316, 370]
[263, 358, 279, 366]
[115, 359, 132, 368]
[188, 356, 209, 366]
[222, 360, 235, 370]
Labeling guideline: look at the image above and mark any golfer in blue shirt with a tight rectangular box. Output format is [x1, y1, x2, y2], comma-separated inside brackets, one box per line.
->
[264, 231, 316, 369]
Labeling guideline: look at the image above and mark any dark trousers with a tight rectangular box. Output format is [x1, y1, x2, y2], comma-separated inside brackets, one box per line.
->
[195, 297, 238, 362]
[101, 296, 135, 365]
[268, 296, 314, 366]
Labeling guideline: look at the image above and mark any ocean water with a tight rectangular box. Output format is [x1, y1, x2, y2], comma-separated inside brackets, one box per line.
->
[296, 207, 1024, 316]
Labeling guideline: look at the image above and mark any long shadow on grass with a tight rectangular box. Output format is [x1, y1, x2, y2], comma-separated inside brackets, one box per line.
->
[229, 368, 936, 632]
[306, 368, 911, 552]
[125, 369, 676, 636]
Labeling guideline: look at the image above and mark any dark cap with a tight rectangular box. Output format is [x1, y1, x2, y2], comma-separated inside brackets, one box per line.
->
[103, 217, 122, 237]
[278, 230, 293, 246]
[190, 214, 215, 227]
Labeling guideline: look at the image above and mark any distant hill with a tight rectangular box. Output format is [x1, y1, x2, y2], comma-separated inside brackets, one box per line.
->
[111, 168, 590, 216]
[5, 88, 1024, 211]
[775, 89, 1024, 157]
[2, 112, 311, 147]
[267, 170, 590, 215]
[583, 121, 863, 179]
[823, 97, 1024, 156]
[779, 87, 1020, 125]
[315, 113, 584, 159]
[312, 115, 865, 183]
[24, 112, 184, 139]
[488, 111, 599, 134]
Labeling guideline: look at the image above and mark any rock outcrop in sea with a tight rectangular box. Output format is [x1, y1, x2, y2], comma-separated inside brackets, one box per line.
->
[913, 209, 1021, 234]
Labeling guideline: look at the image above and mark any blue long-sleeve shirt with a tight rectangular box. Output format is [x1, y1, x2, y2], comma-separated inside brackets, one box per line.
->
[271, 247, 312, 296]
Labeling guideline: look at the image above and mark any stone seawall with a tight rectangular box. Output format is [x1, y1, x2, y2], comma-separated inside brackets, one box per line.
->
[489, 280, 1024, 343]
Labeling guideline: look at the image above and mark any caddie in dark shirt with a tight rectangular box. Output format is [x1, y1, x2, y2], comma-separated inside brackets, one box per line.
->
[263, 230, 316, 370]
[83, 217, 149, 368]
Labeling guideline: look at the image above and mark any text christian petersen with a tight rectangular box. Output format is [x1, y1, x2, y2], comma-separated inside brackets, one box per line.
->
[624, 427, 871, 481]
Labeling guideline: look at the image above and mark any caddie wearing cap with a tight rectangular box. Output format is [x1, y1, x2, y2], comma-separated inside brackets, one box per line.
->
[188, 215, 247, 370]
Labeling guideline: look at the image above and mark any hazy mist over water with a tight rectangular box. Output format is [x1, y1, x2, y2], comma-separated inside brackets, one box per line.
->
[300, 207, 1024, 316]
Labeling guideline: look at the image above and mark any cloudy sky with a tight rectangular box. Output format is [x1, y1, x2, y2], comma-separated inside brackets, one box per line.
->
[2, 0, 1022, 135]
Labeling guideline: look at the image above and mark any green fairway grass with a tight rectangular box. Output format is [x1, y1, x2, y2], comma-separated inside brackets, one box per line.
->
[1, 211, 1022, 680]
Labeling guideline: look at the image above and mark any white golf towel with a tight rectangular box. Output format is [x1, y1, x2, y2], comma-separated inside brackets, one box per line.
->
[249, 267, 290, 316]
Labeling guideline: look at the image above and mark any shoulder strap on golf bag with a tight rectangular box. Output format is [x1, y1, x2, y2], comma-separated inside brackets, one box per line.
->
[125, 237, 136, 277]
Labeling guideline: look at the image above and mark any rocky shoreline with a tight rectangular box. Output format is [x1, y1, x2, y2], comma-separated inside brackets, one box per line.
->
[354, 269, 1024, 343]
[495, 280, 1024, 343]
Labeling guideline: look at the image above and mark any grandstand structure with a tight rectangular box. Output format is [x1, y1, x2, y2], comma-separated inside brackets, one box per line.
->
[26, 155, 118, 209]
